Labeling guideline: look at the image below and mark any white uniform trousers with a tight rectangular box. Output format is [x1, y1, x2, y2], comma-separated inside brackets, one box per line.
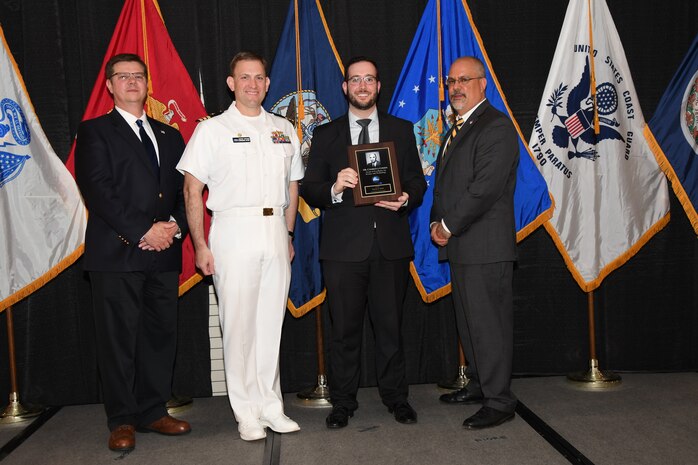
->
[210, 209, 290, 423]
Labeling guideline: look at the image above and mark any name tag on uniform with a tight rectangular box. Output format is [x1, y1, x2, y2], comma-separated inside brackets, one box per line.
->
[271, 131, 291, 144]
[232, 136, 251, 143]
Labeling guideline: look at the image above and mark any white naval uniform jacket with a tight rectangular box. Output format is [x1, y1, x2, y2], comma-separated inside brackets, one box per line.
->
[177, 101, 304, 212]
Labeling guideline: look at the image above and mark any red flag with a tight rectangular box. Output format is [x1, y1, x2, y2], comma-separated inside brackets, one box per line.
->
[66, 0, 209, 295]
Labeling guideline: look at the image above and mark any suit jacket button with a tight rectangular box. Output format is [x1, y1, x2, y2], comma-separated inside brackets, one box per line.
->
[158, 193, 163, 198]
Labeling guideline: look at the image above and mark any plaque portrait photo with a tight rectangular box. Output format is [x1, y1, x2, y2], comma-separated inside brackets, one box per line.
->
[347, 141, 401, 206]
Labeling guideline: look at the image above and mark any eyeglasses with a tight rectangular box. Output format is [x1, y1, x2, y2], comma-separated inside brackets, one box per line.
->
[445, 76, 483, 87]
[346, 75, 378, 86]
[110, 72, 147, 82]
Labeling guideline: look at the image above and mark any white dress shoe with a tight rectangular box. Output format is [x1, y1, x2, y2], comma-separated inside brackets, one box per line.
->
[238, 421, 266, 441]
[259, 414, 300, 433]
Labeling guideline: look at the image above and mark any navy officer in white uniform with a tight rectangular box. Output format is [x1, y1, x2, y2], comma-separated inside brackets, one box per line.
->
[177, 51, 304, 442]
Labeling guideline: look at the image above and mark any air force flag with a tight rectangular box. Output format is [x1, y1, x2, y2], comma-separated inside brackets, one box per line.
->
[530, 0, 670, 291]
[388, 0, 552, 302]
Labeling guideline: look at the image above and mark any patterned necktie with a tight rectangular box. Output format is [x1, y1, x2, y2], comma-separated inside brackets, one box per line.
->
[357, 118, 371, 145]
[136, 119, 159, 175]
[443, 117, 464, 155]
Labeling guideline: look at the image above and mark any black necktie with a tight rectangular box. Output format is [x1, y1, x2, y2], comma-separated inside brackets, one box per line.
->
[136, 119, 159, 175]
[357, 119, 371, 145]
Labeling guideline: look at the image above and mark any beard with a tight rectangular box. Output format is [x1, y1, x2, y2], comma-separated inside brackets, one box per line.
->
[347, 91, 378, 111]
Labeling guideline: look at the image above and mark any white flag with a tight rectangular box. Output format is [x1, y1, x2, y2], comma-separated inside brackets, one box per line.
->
[529, 0, 669, 292]
[0, 27, 86, 311]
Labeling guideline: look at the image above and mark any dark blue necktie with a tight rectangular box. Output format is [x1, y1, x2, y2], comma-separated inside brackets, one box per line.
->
[136, 119, 159, 175]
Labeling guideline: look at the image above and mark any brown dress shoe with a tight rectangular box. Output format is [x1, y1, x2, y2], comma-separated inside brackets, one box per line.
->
[108, 425, 135, 451]
[138, 415, 191, 435]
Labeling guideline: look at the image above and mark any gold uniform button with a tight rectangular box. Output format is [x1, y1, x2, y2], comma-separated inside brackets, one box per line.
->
[159, 193, 163, 198]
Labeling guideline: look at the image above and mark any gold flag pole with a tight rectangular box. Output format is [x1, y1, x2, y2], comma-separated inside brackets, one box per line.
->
[293, 0, 305, 142]
[1, 306, 43, 424]
[567, 290, 621, 388]
[296, 304, 331, 407]
[587, 0, 600, 135]
[438, 339, 469, 390]
[567, 3, 618, 388]
[436, 0, 444, 133]
[434, 0, 467, 392]
[292, 0, 329, 408]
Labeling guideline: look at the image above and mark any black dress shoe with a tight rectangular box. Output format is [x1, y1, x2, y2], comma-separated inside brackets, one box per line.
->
[389, 402, 417, 424]
[439, 387, 484, 404]
[462, 406, 514, 430]
[326, 406, 352, 429]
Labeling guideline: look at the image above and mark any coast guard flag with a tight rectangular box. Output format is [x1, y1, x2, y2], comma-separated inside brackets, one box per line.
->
[65, 0, 208, 295]
[388, 0, 553, 302]
[646, 34, 698, 235]
[530, 0, 669, 292]
[265, 0, 347, 317]
[0, 27, 86, 312]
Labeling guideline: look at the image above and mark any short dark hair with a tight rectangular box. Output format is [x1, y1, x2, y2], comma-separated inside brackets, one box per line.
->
[344, 56, 380, 81]
[105, 53, 147, 80]
[229, 51, 268, 77]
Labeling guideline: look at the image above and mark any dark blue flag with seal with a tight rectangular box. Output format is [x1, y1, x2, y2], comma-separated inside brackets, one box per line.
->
[265, 0, 347, 317]
[388, 0, 553, 302]
[646, 33, 698, 235]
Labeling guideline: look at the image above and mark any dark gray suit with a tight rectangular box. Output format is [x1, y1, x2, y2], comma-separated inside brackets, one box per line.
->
[431, 100, 519, 413]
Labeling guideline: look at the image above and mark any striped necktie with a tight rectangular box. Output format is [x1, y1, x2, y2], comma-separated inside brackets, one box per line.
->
[443, 117, 464, 155]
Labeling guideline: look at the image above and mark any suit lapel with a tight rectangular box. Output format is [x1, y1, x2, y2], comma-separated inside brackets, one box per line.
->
[438, 101, 489, 172]
[108, 110, 160, 180]
[150, 118, 169, 171]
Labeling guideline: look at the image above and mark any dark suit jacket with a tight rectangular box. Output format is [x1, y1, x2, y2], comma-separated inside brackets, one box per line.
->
[75, 109, 187, 272]
[301, 111, 426, 262]
[431, 100, 518, 264]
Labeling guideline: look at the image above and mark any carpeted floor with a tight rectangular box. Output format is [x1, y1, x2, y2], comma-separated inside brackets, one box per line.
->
[1, 373, 696, 464]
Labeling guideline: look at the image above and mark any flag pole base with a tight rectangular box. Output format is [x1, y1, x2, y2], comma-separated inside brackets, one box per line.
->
[437, 365, 469, 390]
[0, 392, 44, 424]
[166, 394, 193, 414]
[567, 359, 621, 389]
[295, 374, 332, 408]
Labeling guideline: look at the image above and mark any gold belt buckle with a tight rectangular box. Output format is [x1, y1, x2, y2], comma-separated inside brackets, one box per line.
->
[262, 208, 274, 216]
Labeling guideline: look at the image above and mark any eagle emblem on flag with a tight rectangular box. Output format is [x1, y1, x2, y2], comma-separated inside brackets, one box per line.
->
[547, 57, 624, 161]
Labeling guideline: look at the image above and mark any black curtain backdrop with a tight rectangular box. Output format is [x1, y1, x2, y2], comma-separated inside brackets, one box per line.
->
[0, 0, 696, 407]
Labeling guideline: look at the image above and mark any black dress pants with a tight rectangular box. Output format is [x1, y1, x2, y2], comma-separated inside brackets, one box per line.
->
[323, 237, 410, 412]
[89, 270, 179, 430]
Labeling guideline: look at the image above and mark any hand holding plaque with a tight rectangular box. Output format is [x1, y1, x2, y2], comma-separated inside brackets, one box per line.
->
[347, 141, 401, 206]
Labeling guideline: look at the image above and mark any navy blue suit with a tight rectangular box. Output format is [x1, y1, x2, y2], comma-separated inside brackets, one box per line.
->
[75, 109, 187, 430]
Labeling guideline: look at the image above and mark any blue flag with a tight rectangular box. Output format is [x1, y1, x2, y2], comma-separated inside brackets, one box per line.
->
[265, 0, 347, 317]
[388, 0, 553, 301]
[646, 34, 698, 235]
